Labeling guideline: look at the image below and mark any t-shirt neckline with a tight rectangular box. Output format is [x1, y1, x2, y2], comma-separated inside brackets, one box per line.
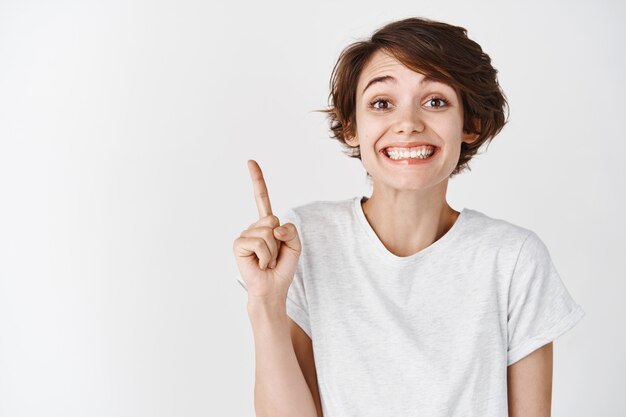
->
[352, 195, 469, 265]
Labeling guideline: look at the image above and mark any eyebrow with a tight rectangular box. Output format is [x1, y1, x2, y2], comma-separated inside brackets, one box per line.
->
[361, 75, 439, 95]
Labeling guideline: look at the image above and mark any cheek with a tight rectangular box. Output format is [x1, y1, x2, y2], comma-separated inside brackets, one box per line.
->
[357, 115, 386, 139]
[433, 117, 465, 142]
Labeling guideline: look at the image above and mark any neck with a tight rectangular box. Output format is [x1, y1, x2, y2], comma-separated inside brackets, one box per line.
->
[361, 183, 459, 257]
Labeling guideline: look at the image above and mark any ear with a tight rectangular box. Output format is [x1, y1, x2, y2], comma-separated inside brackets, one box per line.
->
[462, 131, 480, 144]
[345, 135, 359, 147]
[462, 117, 481, 144]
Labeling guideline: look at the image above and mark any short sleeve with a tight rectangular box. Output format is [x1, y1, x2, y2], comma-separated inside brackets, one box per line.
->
[506, 231, 585, 366]
[233, 208, 312, 339]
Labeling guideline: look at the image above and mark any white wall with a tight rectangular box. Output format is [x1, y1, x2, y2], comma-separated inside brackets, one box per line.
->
[0, 0, 624, 415]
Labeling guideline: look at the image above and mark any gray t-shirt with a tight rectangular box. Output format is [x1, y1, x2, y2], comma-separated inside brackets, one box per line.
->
[235, 196, 585, 416]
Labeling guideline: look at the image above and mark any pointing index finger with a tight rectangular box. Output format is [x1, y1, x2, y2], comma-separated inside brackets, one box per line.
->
[247, 160, 273, 219]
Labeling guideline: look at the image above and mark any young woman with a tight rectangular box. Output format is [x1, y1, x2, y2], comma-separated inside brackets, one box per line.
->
[233, 17, 585, 417]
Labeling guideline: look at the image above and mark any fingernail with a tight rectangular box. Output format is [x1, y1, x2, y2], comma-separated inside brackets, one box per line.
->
[275, 226, 285, 236]
[270, 260, 276, 269]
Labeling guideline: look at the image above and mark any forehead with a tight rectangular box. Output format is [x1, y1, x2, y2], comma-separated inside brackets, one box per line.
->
[360, 50, 404, 79]
[358, 49, 449, 93]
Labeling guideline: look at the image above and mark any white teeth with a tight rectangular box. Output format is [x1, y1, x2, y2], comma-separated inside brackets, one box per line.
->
[386, 146, 435, 160]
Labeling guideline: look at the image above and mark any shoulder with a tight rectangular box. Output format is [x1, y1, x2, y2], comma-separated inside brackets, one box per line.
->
[279, 197, 355, 231]
[461, 208, 538, 252]
[461, 209, 559, 286]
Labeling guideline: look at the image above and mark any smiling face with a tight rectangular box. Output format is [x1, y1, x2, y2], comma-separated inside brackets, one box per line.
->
[346, 49, 479, 192]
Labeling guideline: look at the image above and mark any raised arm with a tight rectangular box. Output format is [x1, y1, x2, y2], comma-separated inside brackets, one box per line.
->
[233, 160, 320, 417]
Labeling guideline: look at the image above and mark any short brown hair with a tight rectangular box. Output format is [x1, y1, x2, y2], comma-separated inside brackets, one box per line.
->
[320, 17, 509, 178]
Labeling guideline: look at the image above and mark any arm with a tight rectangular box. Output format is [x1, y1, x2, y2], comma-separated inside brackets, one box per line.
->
[289, 318, 323, 417]
[507, 342, 553, 417]
[247, 299, 319, 417]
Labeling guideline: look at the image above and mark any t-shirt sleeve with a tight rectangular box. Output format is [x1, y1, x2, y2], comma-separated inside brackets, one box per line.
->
[233, 208, 312, 339]
[506, 231, 585, 366]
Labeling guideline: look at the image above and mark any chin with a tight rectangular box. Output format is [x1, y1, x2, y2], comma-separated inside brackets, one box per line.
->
[380, 177, 443, 192]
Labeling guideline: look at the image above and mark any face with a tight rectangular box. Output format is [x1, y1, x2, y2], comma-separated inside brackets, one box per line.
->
[346, 50, 478, 192]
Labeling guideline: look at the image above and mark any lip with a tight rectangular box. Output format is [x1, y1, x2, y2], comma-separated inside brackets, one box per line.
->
[379, 146, 440, 165]
[380, 141, 438, 151]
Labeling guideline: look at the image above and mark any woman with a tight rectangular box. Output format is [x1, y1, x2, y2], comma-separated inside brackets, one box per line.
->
[233, 17, 585, 417]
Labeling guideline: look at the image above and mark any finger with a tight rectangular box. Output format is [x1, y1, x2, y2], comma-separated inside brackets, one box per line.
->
[233, 236, 273, 270]
[247, 160, 273, 219]
[240, 226, 279, 266]
[247, 215, 280, 231]
[270, 239, 282, 269]
[271, 223, 301, 274]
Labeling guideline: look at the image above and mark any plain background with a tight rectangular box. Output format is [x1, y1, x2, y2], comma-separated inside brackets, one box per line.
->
[1, 0, 624, 415]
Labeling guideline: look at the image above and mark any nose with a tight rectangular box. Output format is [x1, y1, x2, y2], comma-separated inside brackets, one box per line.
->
[392, 104, 425, 134]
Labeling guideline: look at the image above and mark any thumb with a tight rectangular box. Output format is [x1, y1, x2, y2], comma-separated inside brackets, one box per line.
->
[272, 223, 301, 274]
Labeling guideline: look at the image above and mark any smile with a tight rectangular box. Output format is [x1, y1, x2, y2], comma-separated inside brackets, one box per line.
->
[384, 145, 435, 160]
[381, 146, 439, 165]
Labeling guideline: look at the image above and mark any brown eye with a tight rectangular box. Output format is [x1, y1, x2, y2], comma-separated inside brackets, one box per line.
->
[425, 97, 449, 108]
[370, 99, 393, 110]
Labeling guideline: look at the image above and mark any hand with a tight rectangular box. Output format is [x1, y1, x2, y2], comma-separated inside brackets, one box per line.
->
[232, 160, 302, 302]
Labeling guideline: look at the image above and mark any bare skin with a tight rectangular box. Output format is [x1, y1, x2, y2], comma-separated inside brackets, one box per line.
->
[346, 50, 479, 257]
[235, 50, 553, 415]
[233, 160, 320, 417]
[508, 342, 553, 416]
[347, 50, 553, 411]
